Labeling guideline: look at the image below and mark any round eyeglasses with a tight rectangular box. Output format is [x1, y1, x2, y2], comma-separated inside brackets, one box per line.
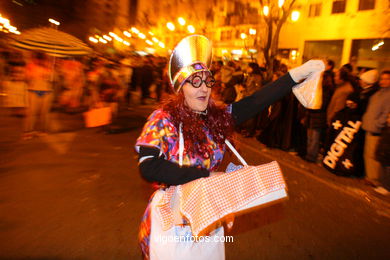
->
[186, 75, 216, 88]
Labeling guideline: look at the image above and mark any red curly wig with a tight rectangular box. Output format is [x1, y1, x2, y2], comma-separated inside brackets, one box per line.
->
[162, 93, 235, 157]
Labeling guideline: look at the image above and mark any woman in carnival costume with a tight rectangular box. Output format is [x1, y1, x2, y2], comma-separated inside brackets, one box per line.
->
[135, 35, 324, 260]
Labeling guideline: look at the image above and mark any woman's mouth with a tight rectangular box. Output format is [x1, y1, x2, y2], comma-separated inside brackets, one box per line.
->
[197, 96, 207, 101]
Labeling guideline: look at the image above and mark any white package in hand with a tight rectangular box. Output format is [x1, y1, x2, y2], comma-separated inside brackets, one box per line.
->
[292, 71, 323, 109]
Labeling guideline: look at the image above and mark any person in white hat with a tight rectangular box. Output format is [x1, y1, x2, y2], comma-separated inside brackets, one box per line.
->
[359, 69, 379, 114]
[362, 70, 390, 193]
[135, 35, 325, 260]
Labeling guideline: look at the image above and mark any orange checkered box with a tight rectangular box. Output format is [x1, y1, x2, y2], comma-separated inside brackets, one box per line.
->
[156, 161, 287, 236]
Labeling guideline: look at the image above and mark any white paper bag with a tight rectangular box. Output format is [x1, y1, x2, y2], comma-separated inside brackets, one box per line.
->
[292, 71, 323, 109]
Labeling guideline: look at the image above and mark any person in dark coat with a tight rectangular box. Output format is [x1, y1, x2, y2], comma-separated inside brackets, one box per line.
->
[139, 56, 154, 104]
[221, 66, 244, 104]
[257, 63, 303, 152]
[304, 59, 335, 162]
[241, 62, 263, 137]
[376, 113, 390, 190]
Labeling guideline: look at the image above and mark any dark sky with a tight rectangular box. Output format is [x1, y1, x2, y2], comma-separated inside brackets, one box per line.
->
[0, 0, 89, 39]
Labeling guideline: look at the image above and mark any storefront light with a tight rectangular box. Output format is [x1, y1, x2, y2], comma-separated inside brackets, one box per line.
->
[131, 27, 139, 34]
[167, 22, 175, 31]
[145, 47, 156, 54]
[178, 17, 186, 26]
[99, 38, 107, 44]
[0, 17, 10, 26]
[187, 25, 195, 33]
[89, 37, 98, 43]
[109, 32, 117, 38]
[103, 35, 112, 41]
[263, 6, 269, 16]
[48, 18, 60, 26]
[291, 11, 300, 22]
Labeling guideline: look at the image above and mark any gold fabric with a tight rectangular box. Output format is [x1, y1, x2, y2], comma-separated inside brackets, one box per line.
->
[168, 35, 212, 93]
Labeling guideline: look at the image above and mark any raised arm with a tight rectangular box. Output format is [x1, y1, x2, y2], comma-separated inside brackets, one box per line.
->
[231, 60, 325, 125]
[232, 73, 295, 125]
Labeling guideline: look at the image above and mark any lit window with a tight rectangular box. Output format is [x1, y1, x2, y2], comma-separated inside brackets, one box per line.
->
[358, 0, 375, 10]
[332, 0, 346, 14]
[235, 30, 240, 39]
[227, 30, 232, 40]
[308, 3, 322, 17]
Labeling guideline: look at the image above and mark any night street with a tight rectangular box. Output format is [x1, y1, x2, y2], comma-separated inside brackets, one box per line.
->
[1, 106, 389, 260]
[0, 0, 389, 259]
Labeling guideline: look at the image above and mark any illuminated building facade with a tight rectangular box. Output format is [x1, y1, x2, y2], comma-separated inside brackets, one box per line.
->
[135, 0, 388, 70]
[279, 0, 389, 70]
[213, 0, 389, 70]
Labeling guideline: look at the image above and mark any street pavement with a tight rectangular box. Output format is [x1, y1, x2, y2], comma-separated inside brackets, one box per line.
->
[0, 105, 389, 260]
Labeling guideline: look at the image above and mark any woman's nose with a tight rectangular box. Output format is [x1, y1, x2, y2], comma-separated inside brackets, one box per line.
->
[199, 82, 208, 92]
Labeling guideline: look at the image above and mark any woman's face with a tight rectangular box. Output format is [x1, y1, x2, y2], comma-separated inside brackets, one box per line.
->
[379, 73, 390, 88]
[182, 71, 213, 112]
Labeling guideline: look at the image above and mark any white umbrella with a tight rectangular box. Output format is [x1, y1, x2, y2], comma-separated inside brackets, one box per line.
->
[9, 27, 92, 57]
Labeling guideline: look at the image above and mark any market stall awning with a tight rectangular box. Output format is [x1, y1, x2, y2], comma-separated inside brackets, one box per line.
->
[9, 27, 92, 57]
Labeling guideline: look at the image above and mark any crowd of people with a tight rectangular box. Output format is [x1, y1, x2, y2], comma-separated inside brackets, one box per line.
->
[0, 47, 389, 192]
[0, 49, 170, 135]
[212, 58, 389, 193]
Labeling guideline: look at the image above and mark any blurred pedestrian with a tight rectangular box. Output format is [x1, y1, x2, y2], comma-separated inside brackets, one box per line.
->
[2, 52, 27, 116]
[153, 57, 166, 102]
[139, 56, 154, 105]
[362, 70, 390, 191]
[23, 52, 53, 139]
[327, 67, 358, 125]
[221, 64, 244, 104]
[58, 57, 85, 111]
[220, 61, 235, 86]
[99, 63, 121, 119]
[304, 59, 335, 162]
[375, 113, 390, 191]
[241, 62, 263, 137]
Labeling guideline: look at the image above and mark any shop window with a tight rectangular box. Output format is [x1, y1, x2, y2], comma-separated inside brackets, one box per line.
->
[350, 38, 389, 71]
[303, 40, 344, 67]
[358, 0, 375, 10]
[332, 0, 346, 14]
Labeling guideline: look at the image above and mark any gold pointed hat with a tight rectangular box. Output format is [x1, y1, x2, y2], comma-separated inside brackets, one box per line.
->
[169, 35, 213, 93]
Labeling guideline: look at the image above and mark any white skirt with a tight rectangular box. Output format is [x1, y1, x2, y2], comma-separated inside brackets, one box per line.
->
[149, 189, 225, 260]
